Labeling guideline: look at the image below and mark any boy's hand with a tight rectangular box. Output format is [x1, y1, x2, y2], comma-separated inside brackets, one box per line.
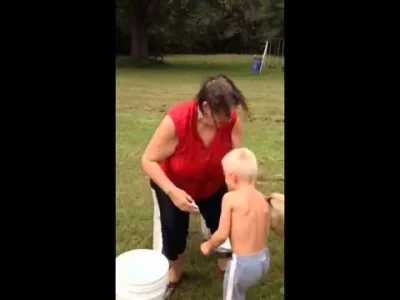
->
[200, 241, 212, 255]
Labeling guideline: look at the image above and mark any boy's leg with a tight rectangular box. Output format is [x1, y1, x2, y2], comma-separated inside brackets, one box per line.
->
[223, 256, 245, 300]
[223, 260, 233, 300]
[224, 252, 269, 300]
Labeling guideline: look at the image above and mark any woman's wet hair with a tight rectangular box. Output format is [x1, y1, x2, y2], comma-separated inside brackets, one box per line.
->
[196, 74, 249, 118]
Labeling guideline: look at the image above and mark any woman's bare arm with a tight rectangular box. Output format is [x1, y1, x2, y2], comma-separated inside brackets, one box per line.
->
[141, 115, 178, 196]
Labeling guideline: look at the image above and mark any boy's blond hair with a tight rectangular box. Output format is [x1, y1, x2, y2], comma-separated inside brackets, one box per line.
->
[221, 147, 258, 182]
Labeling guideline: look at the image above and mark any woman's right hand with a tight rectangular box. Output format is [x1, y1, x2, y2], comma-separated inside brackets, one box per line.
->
[169, 187, 199, 214]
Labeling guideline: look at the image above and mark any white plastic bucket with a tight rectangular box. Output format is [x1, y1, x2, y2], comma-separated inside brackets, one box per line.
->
[116, 249, 169, 300]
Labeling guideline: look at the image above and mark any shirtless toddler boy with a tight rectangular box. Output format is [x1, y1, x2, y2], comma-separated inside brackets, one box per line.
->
[200, 147, 270, 300]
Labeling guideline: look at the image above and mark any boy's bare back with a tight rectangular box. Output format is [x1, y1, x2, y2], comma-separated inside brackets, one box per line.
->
[228, 186, 270, 255]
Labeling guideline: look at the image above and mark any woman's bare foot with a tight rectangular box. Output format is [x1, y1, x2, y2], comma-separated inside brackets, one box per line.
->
[169, 254, 184, 284]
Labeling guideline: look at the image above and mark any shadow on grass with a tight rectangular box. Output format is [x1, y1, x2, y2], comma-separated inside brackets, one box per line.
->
[116, 55, 252, 71]
[116, 56, 168, 69]
[116, 56, 284, 80]
[117, 56, 244, 71]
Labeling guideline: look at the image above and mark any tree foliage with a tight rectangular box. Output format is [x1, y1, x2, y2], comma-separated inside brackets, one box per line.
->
[116, 0, 284, 58]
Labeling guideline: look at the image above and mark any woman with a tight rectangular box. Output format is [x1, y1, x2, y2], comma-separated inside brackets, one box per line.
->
[141, 74, 249, 287]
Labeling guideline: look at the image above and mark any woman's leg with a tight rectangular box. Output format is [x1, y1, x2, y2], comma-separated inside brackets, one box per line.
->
[196, 185, 230, 271]
[196, 186, 226, 232]
[151, 181, 189, 283]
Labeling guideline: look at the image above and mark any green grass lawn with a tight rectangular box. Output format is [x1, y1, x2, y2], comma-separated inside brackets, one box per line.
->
[116, 55, 284, 300]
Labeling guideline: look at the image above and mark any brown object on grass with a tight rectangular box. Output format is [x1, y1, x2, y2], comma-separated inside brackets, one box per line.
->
[266, 193, 284, 239]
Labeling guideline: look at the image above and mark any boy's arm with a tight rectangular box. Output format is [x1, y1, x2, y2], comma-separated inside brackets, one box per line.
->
[201, 194, 233, 254]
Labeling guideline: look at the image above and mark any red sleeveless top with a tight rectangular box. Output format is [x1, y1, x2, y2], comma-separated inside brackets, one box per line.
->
[160, 100, 237, 200]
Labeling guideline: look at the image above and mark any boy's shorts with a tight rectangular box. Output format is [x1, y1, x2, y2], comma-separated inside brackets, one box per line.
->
[223, 248, 270, 300]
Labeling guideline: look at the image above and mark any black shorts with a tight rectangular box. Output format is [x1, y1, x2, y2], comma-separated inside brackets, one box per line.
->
[150, 180, 227, 261]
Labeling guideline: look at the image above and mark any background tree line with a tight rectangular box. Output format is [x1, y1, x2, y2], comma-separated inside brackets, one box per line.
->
[116, 0, 284, 59]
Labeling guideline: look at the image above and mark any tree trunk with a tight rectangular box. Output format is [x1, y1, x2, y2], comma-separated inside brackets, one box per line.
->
[129, 22, 148, 60]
